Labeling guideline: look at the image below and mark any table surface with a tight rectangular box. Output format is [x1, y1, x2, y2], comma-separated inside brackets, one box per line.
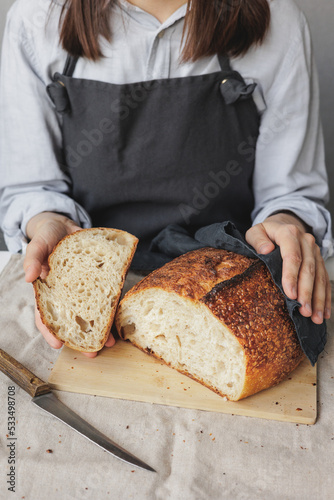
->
[0, 251, 11, 272]
[0, 252, 333, 500]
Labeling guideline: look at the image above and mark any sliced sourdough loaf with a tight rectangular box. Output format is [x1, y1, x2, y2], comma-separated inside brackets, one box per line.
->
[34, 228, 138, 352]
[115, 248, 304, 401]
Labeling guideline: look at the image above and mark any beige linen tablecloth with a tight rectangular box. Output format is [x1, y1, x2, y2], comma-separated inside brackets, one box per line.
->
[0, 255, 333, 500]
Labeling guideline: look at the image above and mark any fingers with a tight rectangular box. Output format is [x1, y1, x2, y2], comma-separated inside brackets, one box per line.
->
[324, 273, 332, 320]
[82, 352, 98, 358]
[81, 333, 116, 357]
[247, 220, 330, 324]
[296, 234, 316, 318]
[309, 246, 331, 324]
[273, 225, 302, 301]
[69, 224, 82, 233]
[24, 237, 49, 282]
[279, 231, 330, 324]
[24, 261, 42, 283]
[247, 223, 303, 300]
[105, 333, 116, 347]
[24, 217, 82, 283]
[245, 224, 275, 255]
[248, 223, 308, 303]
[273, 228, 330, 323]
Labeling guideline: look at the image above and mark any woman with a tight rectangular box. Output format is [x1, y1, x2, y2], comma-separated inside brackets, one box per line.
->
[0, 0, 332, 357]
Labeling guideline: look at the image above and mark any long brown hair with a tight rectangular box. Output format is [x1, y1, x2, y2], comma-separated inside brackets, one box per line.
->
[57, 0, 270, 61]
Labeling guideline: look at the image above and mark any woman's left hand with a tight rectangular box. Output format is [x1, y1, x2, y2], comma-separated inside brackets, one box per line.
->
[245, 212, 331, 324]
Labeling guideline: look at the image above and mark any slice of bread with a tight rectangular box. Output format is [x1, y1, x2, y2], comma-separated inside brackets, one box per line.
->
[115, 248, 304, 401]
[33, 228, 138, 352]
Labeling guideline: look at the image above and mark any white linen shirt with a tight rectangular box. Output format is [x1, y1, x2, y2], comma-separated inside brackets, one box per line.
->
[0, 0, 333, 257]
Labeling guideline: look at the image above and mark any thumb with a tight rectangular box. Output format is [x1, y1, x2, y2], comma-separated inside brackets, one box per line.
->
[24, 220, 81, 282]
[245, 223, 275, 255]
[24, 237, 47, 282]
[68, 224, 82, 234]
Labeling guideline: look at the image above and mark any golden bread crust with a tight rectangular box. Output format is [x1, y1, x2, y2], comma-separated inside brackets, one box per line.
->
[121, 247, 254, 301]
[202, 260, 304, 399]
[117, 248, 304, 400]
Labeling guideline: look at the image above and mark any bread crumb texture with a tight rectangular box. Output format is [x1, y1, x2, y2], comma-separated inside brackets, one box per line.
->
[116, 248, 304, 401]
[34, 228, 138, 352]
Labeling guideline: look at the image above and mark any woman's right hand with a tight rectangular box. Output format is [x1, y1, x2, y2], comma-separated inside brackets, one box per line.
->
[24, 211, 81, 283]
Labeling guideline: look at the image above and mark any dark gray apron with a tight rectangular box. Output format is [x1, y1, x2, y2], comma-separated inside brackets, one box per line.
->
[47, 53, 260, 268]
[46, 56, 327, 366]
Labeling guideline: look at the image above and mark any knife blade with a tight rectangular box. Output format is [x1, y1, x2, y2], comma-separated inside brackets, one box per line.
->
[0, 348, 155, 472]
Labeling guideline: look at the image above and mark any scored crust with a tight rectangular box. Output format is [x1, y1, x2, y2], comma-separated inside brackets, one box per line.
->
[116, 248, 304, 400]
[33, 227, 138, 352]
[120, 247, 255, 302]
[202, 260, 304, 398]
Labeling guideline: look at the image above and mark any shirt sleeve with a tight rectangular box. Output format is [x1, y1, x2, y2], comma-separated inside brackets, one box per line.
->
[251, 11, 334, 260]
[0, 5, 91, 254]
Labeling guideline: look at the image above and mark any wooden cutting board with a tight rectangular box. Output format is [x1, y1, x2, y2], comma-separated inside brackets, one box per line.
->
[48, 340, 317, 425]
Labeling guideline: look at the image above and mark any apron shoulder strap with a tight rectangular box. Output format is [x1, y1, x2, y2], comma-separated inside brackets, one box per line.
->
[46, 54, 78, 112]
[62, 55, 79, 77]
[217, 54, 232, 73]
[217, 54, 257, 105]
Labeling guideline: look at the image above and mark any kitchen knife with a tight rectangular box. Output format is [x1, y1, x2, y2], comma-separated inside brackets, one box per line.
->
[0, 348, 155, 472]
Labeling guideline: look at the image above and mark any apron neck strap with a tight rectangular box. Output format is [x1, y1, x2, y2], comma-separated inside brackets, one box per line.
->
[62, 55, 79, 77]
[217, 54, 232, 73]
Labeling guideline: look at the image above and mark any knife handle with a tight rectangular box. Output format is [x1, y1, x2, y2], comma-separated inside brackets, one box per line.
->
[0, 348, 51, 397]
